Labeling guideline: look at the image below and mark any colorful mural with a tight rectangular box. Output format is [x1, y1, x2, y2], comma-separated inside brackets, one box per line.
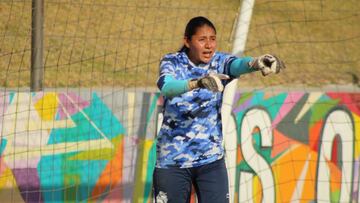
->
[0, 91, 359, 202]
[231, 91, 360, 203]
[0, 91, 159, 203]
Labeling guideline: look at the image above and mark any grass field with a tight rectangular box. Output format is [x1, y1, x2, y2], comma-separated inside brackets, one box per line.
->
[0, 0, 359, 88]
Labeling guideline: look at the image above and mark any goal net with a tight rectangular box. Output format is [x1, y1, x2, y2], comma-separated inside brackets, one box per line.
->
[0, 0, 359, 202]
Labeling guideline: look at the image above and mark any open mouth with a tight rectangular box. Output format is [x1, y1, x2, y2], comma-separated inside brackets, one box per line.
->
[203, 51, 213, 58]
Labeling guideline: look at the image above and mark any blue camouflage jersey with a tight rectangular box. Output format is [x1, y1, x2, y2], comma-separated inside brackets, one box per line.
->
[156, 51, 237, 168]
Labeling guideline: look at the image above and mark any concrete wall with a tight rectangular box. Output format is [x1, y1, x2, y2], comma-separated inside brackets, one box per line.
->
[0, 90, 359, 202]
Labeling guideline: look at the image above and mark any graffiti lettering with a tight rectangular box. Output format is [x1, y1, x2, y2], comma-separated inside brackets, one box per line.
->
[239, 108, 275, 203]
[316, 108, 354, 202]
[238, 107, 357, 202]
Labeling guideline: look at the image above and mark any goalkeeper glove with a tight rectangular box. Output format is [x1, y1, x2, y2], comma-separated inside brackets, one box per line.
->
[250, 54, 286, 76]
[188, 73, 230, 92]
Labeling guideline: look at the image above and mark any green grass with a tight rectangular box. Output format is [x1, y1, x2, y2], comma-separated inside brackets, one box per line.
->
[0, 0, 359, 88]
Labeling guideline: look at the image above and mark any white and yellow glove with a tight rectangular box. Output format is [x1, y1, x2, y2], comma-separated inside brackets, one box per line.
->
[188, 73, 230, 92]
[250, 54, 286, 76]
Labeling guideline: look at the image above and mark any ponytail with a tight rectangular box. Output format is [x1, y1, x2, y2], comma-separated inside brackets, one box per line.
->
[179, 45, 188, 53]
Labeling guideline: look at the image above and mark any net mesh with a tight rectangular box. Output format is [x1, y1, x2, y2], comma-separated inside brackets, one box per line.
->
[0, 0, 359, 202]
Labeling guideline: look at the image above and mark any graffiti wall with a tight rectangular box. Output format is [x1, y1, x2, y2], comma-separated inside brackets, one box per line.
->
[231, 91, 360, 203]
[0, 91, 159, 203]
[0, 90, 359, 202]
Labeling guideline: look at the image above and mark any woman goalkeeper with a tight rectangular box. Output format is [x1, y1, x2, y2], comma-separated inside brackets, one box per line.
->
[154, 16, 285, 203]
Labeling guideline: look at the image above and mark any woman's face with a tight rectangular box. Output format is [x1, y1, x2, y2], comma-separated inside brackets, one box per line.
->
[184, 25, 217, 65]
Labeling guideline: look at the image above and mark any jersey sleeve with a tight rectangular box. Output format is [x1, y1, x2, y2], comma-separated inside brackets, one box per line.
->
[157, 56, 177, 90]
[156, 55, 189, 97]
[224, 56, 256, 77]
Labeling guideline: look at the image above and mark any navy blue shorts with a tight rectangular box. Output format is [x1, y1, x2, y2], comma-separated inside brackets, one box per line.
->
[153, 158, 229, 203]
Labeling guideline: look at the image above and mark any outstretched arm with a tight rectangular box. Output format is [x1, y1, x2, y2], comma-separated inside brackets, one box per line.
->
[228, 55, 286, 77]
[227, 56, 256, 77]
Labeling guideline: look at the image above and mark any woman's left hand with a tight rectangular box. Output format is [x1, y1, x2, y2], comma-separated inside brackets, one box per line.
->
[249, 54, 286, 76]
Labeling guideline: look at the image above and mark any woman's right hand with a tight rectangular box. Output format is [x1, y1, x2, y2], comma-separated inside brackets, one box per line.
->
[188, 73, 230, 92]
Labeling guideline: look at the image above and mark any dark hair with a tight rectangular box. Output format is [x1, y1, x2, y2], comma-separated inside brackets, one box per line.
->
[179, 16, 217, 52]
